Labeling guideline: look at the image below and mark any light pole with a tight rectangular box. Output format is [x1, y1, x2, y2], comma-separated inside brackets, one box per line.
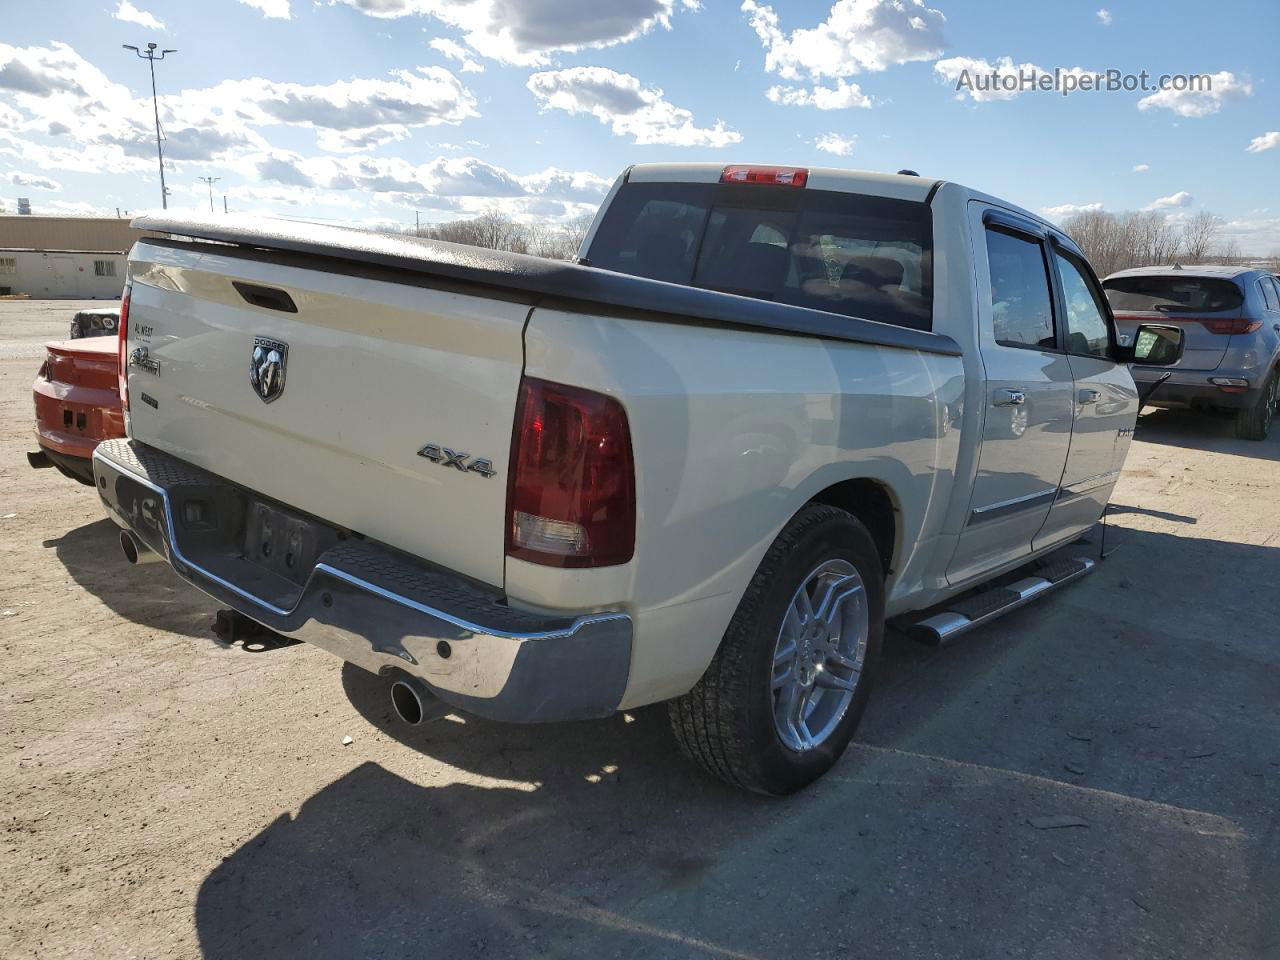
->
[123, 42, 177, 210]
[197, 176, 221, 214]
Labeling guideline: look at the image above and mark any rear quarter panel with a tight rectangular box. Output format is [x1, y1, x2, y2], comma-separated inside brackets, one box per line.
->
[514, 308, 965, 707]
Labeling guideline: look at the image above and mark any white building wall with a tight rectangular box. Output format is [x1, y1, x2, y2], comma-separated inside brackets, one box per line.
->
[0, 250, 128, 299]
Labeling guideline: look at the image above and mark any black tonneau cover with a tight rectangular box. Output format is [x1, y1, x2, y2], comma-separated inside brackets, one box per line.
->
[132, 214, 960, 358]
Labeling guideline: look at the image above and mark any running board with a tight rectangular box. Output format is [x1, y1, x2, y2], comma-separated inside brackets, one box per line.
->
[903, 556, 1096, 647]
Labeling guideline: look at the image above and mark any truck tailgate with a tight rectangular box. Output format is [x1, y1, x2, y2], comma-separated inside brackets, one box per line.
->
[125, 240, 527, 588]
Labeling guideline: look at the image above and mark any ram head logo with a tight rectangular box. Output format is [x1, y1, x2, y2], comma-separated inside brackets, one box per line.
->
[250, 336, 289, 404]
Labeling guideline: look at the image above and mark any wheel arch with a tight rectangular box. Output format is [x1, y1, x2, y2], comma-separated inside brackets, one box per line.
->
[808, 477, 899, 579]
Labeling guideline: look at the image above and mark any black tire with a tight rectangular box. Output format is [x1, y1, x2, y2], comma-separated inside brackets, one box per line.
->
[668, 504, 884, 795]
[1235, 370, 1277, 441]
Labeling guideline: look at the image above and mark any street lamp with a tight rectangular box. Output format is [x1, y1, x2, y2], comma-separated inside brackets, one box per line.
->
[197, 176, 221, 214]
[123, 42, 177, 210]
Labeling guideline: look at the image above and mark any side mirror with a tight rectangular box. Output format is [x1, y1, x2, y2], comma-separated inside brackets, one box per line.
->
[1125, 323, 1184, 366]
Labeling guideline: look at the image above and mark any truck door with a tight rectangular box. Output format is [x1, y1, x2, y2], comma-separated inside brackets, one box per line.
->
[948, 207, 1074, 585]
[1034, 240, 1137, 549]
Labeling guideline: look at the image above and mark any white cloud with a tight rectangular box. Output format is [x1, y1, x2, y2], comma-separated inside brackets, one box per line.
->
[1137, 71, 1252, 117]
[429, 38, 483, 73]
[1246, 131, 1280, 154]
[10, 171, 61, 191]
[240, 0, 292, 17]
[115, 0, 165, 30]
[0, 42, 479, 177]
[1042, 202, 1104, 219]
[742, 0, 944, 104]
[743, 0, 946, 80]
[767, 78, 870, 110]
[332, 0, 692, 65]
[1096, 9, 1112, 25]
[1145, 191, 1193, 211]
[1132, 163, 1150, 172]
[247, 150, 610, 205]
[814, 132, 856, 156]
[1220, 216, 1280, 254]
[527, 66, 741, 147]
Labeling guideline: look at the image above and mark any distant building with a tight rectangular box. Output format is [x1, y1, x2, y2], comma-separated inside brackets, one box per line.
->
[0, 249, 128, 299]
[0, 216, 161, 299]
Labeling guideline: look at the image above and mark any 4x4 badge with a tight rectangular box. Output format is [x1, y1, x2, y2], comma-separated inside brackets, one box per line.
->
[417, 444, 496, 478]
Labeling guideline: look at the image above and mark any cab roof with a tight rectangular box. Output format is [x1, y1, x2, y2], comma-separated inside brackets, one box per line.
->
[1105, 265, 1260, 280]
[624, 162, 1057, 234]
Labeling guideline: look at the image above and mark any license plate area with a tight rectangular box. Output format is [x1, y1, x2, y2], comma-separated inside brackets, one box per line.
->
[241, 498, 340, 586]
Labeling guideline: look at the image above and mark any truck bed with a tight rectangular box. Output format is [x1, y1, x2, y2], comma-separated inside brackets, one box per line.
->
[132, 215, 961, 358]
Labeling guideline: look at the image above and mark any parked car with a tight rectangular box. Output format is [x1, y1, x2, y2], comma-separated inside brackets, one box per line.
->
[1103, 266, 1280, 440]
[28, 336, 125, 485]
[93, 164, 1181, 794]
[68, 308, 120, 340]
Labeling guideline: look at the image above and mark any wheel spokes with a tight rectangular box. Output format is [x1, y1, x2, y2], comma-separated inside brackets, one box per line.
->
[812, 576, 862, 631]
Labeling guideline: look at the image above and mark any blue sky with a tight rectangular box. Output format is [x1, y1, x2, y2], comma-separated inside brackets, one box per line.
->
[1, 0, 1277, 250]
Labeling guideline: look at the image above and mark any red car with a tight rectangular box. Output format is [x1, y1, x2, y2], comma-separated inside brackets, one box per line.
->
[28, 336, 125, 485]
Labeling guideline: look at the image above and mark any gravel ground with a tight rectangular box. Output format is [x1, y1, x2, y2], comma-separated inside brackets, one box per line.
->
[1, 299, 1277, 959]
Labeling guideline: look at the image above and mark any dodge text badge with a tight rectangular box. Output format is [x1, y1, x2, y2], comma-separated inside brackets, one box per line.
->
[250, 336, 288, 404]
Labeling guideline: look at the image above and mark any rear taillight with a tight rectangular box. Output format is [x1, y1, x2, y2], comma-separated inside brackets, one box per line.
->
[117, 285, 130, 409]
[1199, 317, 1261, 336]
[506, 377, 635, 568]
[720, 165, 809, 187]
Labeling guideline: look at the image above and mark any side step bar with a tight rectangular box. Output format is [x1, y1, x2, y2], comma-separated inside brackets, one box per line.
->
[903, 556, 1095, 647]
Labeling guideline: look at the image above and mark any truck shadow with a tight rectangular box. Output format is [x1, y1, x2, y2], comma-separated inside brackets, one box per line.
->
[44, 517, 220, 640]
[193, 523, 1280, 959]
[1136, 406, 1280, 460]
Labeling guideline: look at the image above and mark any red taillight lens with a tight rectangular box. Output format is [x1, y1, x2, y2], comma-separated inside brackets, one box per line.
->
[117, 285, 131, 409]
[1199, 318, 1261, 336]
[1114, 313, 1261, 337]
[720, 165, 809, 187]
[506, 377, 635, 568]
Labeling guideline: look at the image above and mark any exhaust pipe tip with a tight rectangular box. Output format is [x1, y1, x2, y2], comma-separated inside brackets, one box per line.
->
[119, 529, 161, 566]
[390, 676, 449, 727]
[390, 679, 427, 726]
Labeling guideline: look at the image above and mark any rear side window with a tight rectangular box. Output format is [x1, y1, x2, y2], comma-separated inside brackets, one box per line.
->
[1102, 275, 1244, 313]
[984, 227, 1055, 349]
[587, 182, 933, 330]
[1259, 277, 1279, 312]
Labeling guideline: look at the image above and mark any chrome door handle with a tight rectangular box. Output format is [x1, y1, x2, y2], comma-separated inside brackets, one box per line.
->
[1079, 389, 1101, 404]
[994, 388, 1026, 406]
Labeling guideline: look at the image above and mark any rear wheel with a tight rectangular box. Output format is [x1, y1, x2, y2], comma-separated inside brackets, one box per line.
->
[1235, 370, 1277, 441]
[668, 504, 884, 795]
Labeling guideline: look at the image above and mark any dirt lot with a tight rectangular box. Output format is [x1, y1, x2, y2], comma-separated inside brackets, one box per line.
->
[1, 299, 1277, 959]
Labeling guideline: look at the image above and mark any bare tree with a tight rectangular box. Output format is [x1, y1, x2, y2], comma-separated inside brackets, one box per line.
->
[1179, 211, 1222, 264]
[364, 208, 598, 261]
[559, 211, 596, 259]
[1061, 209, 1183, 276]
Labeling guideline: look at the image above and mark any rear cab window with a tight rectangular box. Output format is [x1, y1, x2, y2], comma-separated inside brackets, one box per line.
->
[1102, 275, 1245, 314]
[586, 181, 933, 331]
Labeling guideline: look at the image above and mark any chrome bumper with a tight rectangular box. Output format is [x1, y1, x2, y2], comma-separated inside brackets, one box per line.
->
[92, 438, 632, 723]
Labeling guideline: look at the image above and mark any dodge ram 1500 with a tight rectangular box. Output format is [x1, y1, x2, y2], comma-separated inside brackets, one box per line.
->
[95, 163, 1182, 793]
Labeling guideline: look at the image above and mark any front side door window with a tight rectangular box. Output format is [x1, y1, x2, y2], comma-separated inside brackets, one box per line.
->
[1054, 250, 1113, 360]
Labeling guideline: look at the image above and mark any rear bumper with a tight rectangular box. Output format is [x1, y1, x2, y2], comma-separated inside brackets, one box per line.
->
[1133, 372, 1255, 409]
[32, 376, 124, 457]
[92, 438, 632, 723]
